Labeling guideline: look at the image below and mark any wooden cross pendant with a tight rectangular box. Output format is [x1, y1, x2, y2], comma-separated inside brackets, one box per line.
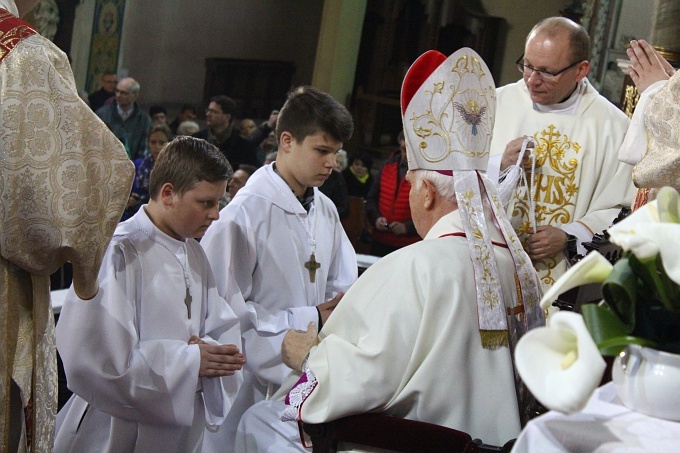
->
[304, 252, 321, 283]
[185, 286, 192, 319]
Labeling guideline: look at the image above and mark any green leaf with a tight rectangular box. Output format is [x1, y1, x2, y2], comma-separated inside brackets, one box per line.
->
[582, 303, 630, 356]
[629, 254, 676, 310]
[601, 257, 637, 330]
[596, 336, 658, 356]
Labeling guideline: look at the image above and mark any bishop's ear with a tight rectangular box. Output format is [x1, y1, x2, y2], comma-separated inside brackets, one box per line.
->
[422, 178, 436, 209]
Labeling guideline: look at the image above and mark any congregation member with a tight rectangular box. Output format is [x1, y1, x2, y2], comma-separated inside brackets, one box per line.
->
[87, 70, 116, 112]
[149, 104, 168, 126]
[122, 124, 173, 220]
[319, 159, 350, 219]
[365, 131, 420, 256]
[200, 86, 357, 451]
[236, 48, 544, 452]
[54, 137, 244, 452]
[227, 163, 258, 201]
[489, 17, 634, 291]
[0, 1, 133, 450]
[342, 151, 374, 198]
[239, 118, 258, 139]
[619, 38, 678, 208]
[169, 103, 197, 135]
[193, 95, 261, 169]
[96, 76, 153, 160]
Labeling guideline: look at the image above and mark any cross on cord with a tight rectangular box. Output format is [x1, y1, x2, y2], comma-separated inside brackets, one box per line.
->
[304, 253, 321, 283]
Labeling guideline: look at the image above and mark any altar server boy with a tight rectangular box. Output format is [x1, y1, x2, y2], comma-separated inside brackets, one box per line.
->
[54, 136, 245, 452]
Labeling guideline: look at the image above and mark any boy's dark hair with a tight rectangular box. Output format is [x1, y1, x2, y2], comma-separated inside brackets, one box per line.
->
[210, 95, 238, 118]
[150, 136, 233, 199]
[275, 86, 353, 144]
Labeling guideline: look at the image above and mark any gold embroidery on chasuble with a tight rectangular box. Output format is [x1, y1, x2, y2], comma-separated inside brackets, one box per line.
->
[511, 125, 581, 286]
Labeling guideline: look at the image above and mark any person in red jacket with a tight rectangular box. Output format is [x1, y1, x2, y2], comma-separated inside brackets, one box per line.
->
[365, 131, 421, 256]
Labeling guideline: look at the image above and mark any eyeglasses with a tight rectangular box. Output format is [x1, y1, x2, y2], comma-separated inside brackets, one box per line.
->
[516, 54, 583, 82]
[205, 109, 223, 115]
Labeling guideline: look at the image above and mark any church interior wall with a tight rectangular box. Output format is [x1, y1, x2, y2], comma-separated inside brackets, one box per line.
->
[68, 0, 656, 118]
[71, 0, 324, 116]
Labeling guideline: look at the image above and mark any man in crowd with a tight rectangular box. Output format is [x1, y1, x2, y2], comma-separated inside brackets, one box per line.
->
[193, 95, 260, 169]
[168, 103, 197, 135]
[0, 1, 133, 450]
[88, 71, 116, 112]
[489, 17, 634, 291]
[235, 48, 543, 452]
[200, 86, 357, 451]
[96, 76, 153, 161]
[365, 131, 421, 256]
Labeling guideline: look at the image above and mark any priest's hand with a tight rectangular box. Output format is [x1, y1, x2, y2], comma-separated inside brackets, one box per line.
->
[627, 39, 674, 93]
[318, 292, 344, 324]
[197, 343, 245, 378]
[526, 226, 568, 260]
[500, 136, 533, 171]
[282, 322, 319, 371]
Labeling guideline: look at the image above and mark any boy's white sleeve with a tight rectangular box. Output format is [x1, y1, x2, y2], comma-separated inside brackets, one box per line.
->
[55, 241, 201, 426]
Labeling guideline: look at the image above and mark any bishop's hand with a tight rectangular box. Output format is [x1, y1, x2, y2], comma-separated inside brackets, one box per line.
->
[282, 322, 319, 372]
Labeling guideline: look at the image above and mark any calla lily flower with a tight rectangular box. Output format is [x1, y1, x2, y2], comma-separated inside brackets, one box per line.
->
[515, 312, 606, 414]
[609, 188, 680, 286]
[539, 252, 613, 311]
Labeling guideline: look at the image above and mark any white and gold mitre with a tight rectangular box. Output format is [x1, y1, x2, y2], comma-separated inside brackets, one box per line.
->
[400, 48, 544, 349]
[401, 48, 496, 173]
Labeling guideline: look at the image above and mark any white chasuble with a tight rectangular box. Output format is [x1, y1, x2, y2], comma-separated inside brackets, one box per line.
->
[200, 164, 357, 451]
[489, 79, 634, 290]
[53, 208, 242, 452]
[0, 7, 134, 451]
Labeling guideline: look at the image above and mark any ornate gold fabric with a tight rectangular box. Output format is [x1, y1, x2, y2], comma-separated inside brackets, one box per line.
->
[633, 71, 680, 197]
[0, 8, 134, 452]
[511, 124, 581, 287]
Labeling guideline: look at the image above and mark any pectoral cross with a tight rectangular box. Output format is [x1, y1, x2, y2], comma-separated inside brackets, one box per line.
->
[185, 286, 192, 319]
[304, 253, 321, 283]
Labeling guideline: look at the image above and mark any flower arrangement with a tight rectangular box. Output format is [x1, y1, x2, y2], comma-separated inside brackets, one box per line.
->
[515, 186, 680, 413]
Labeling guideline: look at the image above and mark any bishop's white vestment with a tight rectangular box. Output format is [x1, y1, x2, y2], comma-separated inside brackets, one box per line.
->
[53, 207, 242, 452]
[200, 164, 357, 451]
[488, 78, 634, 290]
[236, 210, 523, 452]
[0, 5, 133, 451]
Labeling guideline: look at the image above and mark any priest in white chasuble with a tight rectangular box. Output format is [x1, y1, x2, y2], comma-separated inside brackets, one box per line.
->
[200, 86, 357, 452]
[234, 48, 544, 452]
[488, 17, 634, 293]
[0, 0, 134, 451]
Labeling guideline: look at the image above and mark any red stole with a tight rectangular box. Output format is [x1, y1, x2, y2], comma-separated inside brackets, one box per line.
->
[0, 8, 36, 64]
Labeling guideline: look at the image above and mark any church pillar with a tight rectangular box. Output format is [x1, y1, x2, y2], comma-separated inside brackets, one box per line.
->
[312, 0, 367, 106]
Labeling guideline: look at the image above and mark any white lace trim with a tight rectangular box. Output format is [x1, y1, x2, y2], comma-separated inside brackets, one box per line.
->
[281, 365, 318, 421]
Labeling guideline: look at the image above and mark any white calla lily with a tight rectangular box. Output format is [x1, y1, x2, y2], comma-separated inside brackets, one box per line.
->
[608, 188, 680, 285]
[539, 252, 613, 311]
[657, 186, 680, 224]
[515, 311, 606, 414]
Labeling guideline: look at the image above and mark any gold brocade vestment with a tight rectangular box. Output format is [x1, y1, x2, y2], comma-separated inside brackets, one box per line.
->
[0, 9, 134, 452]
